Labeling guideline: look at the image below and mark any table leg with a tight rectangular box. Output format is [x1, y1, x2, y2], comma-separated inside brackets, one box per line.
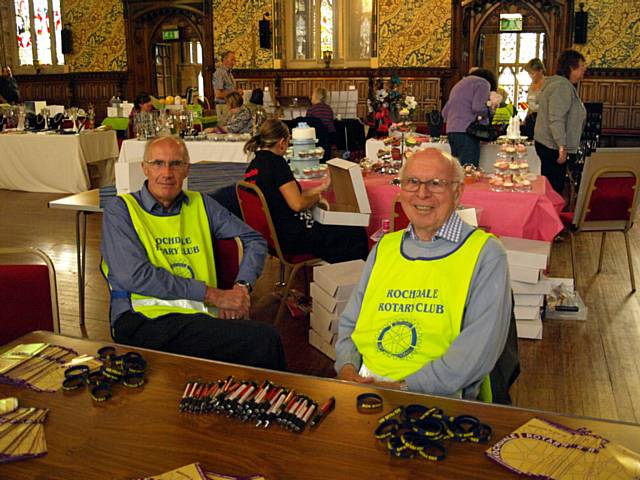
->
[75, 210, 90, 326]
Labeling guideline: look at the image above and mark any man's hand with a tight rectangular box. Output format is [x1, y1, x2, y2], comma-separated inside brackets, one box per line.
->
[337, 364, 374, 384]
[205, 284, 250, 319]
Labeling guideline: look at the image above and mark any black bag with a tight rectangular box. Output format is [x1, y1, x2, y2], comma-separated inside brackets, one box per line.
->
[426, 109, 443, 138]
[466, 118, 498, 142]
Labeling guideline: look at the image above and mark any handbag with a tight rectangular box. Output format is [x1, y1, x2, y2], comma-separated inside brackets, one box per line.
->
[466, 108, 498, 142]
[466, 118, 498, 142]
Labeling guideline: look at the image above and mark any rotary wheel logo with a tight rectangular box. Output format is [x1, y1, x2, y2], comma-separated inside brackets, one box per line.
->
[377, 320, 417, 358]
[171, 262, 195, 279]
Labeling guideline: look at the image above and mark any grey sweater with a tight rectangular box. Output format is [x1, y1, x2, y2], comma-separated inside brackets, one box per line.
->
[534, 75, 586, 153]
[334, 222, 511, 400]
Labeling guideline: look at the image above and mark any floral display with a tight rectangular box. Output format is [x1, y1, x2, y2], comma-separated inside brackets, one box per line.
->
[367, 75, 416, 137]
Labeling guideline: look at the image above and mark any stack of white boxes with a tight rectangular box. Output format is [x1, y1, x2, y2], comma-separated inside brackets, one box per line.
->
[500, 236, 551, 339]
[308, 260, 365, 360]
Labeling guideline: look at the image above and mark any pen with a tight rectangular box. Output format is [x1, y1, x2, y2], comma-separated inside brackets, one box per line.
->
[309, 397, 335, 428]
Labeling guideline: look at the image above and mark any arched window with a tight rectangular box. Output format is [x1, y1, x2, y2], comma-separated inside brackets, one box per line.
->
[286, 0, 372, 68]
[497, 32, 545, 112]
[12, 0, 64, 69]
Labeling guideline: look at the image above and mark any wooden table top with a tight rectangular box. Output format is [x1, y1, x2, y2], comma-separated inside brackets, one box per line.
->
[48, 189, 102, 213]
[1, 331, 639, 479]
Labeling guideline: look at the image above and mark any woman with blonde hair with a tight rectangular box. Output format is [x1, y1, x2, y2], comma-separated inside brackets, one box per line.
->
[522, 58, 546, 138]
[243, 119, 368, 263]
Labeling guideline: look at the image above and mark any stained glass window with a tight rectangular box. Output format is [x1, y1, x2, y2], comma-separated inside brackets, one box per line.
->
[52, 0, 62, 65]
[33, 0, 51, 65]
[498, 32, 545, 117]
[320, 0, 334, 53]
[346, 0, 371, 59]
[14, 0, 33, 66]
[294, 0, 314, 59]
[12, 0, 64, 67]
[290, 0, 371, 65]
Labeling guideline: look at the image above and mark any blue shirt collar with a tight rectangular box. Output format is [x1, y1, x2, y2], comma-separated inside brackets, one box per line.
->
[140, 181, 190, 214]
[405, 211, 464, 243]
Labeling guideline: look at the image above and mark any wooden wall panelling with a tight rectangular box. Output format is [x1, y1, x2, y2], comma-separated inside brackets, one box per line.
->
[612, 109, 630, 130]
[597, 82, 615, 105]
[632, 110, 640, 130]
[14, 73, 127, 123]
[579, 82, 598, 103]
[614, 83, 633, 106]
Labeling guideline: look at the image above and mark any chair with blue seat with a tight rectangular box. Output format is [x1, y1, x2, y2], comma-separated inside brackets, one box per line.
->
[236, 180, 322, 323]
[0, 248, 60, 347]
[561, 148, 640, 293]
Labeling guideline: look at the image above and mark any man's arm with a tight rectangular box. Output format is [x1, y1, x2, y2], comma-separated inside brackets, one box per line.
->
[101, 197, 207, 301]
[404, 238, 511, 398]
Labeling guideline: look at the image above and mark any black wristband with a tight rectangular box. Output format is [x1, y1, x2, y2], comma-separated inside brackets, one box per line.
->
[356, 393, 383, 413]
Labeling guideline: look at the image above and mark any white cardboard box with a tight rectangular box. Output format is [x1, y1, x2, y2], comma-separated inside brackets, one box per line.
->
[310, 312, 336, 343]
[313, 260, 364, 300]
[511, 276, 574, 294]
[516, 317, 543, 340]
[312, 300, 341, 335]
[310, 283, 348, 315]
[514, 293, 545, 307]
[500, 236, 551, 269]
[308, 329, 336, 360]
[312, 158, 371, 227]
[509, 264, 542, 284]
[515, 305, 542, 320]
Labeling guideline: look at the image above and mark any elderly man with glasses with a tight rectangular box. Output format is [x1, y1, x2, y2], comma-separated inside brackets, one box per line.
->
[335, 148, 515, 402]
[101, 135, 285, 370]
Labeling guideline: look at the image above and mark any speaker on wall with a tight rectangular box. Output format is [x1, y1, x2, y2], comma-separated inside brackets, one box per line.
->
[61, 26, 72, 54]
[574, 7, 588, 44]
[259, 16, 271, 49]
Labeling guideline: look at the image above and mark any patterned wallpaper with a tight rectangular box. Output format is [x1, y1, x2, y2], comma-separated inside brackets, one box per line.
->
[62, 0, 127, 72]
[212, 0, 273, 69]
[573, 0, 640, 69]
[378, 0, 451, 68]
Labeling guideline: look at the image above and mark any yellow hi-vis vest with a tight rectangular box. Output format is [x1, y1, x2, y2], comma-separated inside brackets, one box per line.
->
[351, 228, 493, 400]
[103, 191, 217, 319]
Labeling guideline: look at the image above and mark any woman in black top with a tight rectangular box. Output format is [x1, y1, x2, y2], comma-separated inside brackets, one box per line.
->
[243, 119, 368, 263]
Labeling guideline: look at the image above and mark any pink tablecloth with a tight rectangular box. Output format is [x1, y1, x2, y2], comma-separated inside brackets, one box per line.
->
[300, 174, 565, 242]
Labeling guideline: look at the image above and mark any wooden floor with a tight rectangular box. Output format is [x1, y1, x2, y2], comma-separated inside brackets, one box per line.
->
[1, 189, 639, 425]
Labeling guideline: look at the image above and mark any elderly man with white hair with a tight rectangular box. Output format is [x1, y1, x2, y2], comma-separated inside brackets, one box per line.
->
[335, 148, 517, 403]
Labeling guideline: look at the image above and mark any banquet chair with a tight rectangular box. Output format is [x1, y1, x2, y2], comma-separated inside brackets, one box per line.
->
[560, 148, 640, 293]
[390, 193, 410, 232]
[213, 237, 243, 290]
[236, 181, 322, 323]
[0, 248, 60, 347]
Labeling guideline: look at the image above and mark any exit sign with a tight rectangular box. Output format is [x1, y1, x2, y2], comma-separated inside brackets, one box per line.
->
[162, 30, 179, 41]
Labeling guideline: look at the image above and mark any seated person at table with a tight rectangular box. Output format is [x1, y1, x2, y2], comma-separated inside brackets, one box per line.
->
[306, 87, 336, 134]
[128, 92, 154, 138]
[0, 66, 20, 104]
[243, 119, 368, 263]
[101, 135, 285, 370]
[335, 148, 513, 401]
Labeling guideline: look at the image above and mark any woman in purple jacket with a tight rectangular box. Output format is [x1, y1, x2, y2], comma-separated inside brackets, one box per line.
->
[442, 69, 497, 167]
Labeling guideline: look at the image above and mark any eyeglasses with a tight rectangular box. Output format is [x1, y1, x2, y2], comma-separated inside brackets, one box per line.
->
[144, 159, 187, 170]
[400, 177, 459, 193]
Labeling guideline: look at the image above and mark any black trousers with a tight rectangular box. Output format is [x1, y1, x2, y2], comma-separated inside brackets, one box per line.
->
[448, 132, 481, 168]
[282, 223, 369, 264]
[113, 311, 286, 371]
[535, 141, 567, 195]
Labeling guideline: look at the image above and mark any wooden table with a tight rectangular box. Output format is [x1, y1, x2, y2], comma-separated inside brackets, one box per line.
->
[48, 190, 102, 326]
[2, 331, 639, 479]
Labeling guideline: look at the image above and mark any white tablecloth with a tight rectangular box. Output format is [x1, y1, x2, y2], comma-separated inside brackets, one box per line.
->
[119, 139, 250, 164]
[365, 139, 541, 175]
[0, 130, 118, 193]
